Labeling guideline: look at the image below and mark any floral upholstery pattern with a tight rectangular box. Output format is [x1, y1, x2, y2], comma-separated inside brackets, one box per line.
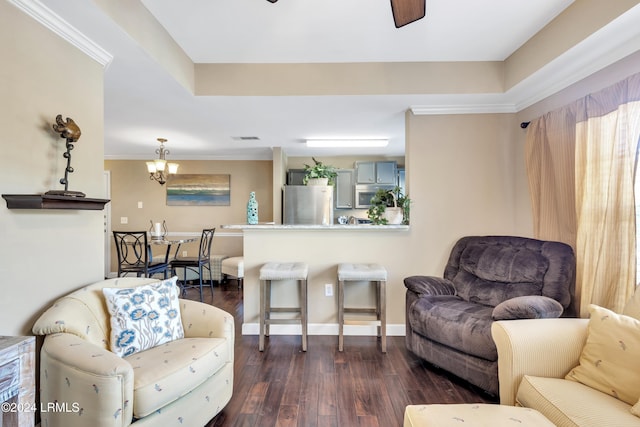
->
[103, 276, 184, 357]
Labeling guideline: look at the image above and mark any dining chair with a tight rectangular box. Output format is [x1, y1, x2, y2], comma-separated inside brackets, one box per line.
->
[171, 228, 215, 301]
[113, 231, 170, 279]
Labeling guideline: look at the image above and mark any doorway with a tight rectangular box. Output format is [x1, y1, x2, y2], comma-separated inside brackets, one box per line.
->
[103, 170, 111, 278]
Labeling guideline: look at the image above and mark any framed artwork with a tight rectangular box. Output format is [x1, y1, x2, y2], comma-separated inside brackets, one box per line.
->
[166, 174, 230, 206]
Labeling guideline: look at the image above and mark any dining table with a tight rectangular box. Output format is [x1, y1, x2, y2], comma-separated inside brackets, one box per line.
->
[150, 236, 198, 264]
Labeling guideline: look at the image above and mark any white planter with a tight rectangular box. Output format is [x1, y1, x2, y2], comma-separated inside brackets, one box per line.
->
[306, 178, 329, 186]
[384, 207, 403, 224]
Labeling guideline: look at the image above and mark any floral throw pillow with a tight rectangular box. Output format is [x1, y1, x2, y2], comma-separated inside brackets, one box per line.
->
[103, 276, 184, 357]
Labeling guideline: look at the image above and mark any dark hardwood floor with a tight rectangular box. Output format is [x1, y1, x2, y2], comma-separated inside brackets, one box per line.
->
[182, 281, 496, 427]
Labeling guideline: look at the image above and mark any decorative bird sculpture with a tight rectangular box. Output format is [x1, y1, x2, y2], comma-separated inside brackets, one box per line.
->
[53, 114, 81, 142]
[46, 114, 85, 197]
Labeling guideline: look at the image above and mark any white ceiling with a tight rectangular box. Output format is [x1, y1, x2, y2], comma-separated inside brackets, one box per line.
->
[28, 0, 640, 160]
[140, 0, 573, 63]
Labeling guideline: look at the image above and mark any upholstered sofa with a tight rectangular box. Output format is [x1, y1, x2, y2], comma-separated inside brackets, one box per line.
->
[492, 289, 640, 426]
[404, 235, 575, 395]
[32, 276, 234, 427]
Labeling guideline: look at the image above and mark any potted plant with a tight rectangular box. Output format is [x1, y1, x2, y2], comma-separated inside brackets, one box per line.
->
[367, 187, 411, 225]
[303, 157, 338, 185]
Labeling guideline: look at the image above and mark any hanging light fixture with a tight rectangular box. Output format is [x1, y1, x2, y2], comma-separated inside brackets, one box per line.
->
[146, 138, 179, 185]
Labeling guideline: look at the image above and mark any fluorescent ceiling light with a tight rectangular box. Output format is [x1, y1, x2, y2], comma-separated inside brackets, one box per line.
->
[306, 139, 388, 148]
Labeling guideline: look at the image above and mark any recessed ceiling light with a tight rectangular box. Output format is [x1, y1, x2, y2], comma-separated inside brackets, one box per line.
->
[305, 139, 388, 148]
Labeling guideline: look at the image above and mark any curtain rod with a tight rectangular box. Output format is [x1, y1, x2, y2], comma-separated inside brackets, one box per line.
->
[520, 122, 530, 129]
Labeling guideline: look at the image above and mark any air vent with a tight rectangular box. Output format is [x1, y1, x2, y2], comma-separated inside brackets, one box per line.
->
[232, 136, 260, 141]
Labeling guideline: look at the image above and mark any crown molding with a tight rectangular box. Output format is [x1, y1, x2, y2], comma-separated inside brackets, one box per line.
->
[411, 103, 517, 115]
[508, 3, 640, 112]
[9, 0, 113, 67]
[411, 4, 640, 116]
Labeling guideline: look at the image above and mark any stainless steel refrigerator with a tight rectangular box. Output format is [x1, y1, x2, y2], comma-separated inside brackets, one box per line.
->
[282, 185, 334, 225]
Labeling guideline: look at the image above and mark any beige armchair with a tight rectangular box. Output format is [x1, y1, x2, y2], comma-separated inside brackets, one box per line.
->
[492, 317, 640, 426]
[32, 277, 234, 427]
[491, 318, 588, 406]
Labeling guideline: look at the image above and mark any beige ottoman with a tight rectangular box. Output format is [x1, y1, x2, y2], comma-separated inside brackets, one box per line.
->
[404, 404, 555, 427]
[221, 256, 244, 289]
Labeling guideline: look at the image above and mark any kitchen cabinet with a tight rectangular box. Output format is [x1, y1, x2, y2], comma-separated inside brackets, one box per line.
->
[335, 169, 354, 209]
[398, 168, 406, 194]
[287, 169, 306, 185]
[355, 161, 375, 183]
[355, 161, 397, 184]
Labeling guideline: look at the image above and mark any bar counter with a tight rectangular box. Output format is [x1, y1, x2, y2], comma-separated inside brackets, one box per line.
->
[220, 222, 412, 339]
[220, 223, 409, 230]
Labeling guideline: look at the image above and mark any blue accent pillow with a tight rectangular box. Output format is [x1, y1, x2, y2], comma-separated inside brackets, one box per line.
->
[103, 276, 184, 357]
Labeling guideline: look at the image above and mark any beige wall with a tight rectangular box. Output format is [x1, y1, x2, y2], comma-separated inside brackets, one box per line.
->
[195, 62, 504, 96]
[272, 147, 286, 224]
[0, 2, 106, 335]
[104, 159, 273, 272]
[405, 112, 531, 277]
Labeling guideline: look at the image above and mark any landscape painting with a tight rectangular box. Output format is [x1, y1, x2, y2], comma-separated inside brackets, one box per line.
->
[166, 174, 230, 206]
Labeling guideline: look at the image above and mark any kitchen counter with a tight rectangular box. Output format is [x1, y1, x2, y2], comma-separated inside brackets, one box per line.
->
[222, 223, 412, 339]
[220, 223, 409, 230]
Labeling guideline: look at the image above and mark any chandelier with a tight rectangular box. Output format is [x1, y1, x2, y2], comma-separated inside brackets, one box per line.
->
[146, 138, 179, 185]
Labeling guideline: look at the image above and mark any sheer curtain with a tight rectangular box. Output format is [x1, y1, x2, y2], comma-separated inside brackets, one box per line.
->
[574, 75, 640, 316]
[526, 72, 640, 317]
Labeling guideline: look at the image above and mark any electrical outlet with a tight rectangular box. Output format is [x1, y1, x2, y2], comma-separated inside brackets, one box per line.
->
[325, 283, 333, 297]
[137, 201, 143, 209]
[120, 216, 128, 224]
[182, 250, 188, 257]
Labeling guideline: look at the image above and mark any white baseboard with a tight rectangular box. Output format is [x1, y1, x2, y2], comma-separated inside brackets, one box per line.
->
[241, 323, 405, 336]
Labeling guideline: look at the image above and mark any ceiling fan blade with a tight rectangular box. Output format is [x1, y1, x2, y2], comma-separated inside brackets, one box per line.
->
[390, 0, 426, 28]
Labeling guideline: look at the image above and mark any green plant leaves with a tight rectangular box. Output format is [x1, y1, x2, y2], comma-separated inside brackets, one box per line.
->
[366, 186, 411, 225]
[303, 157, 337, 185]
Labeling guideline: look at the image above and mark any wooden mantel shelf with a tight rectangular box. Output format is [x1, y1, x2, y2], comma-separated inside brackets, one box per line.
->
[2, 194, 110, 210]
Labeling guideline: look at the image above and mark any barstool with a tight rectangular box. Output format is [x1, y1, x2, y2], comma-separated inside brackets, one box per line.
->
[259, 262, 309, 352]
[337, 263, 387, 353]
